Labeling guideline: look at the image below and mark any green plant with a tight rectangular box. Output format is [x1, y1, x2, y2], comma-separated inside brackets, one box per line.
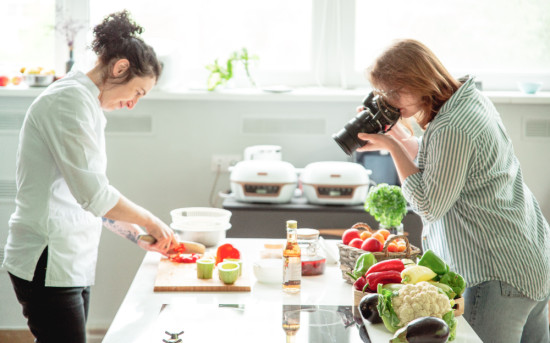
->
[205, 47, 258, 91]
[364, 183, 407, 227]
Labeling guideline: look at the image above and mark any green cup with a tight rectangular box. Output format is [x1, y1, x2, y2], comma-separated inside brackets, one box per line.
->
[218, 261, 240, 285]
[223, 258, 242, 276]
[197, 258, 215, 279]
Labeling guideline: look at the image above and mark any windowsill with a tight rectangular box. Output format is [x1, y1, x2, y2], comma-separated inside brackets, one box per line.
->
[2, 86, 550, 104]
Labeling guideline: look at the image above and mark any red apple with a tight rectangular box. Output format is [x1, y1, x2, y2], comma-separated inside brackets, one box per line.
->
[0, 76, 9, 87]
[342, 228, 361, 245]
[361, 237, 383, 252]
[348, 238, 363, 249]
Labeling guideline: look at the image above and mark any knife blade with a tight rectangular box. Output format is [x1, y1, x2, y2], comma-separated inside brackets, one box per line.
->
[138, 234, 206, 254]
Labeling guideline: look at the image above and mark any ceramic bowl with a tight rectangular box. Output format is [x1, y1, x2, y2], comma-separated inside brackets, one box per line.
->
[517, 82, 543, 94]
[253, 259, 283, 284]
[170, 221, 231, 247]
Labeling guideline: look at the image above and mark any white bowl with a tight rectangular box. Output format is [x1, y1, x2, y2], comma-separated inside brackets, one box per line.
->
[253, 259, 283, 284]
[170, 221, 231, 247]
[170, 207, 232, 225]
[517, 81, 543, 94]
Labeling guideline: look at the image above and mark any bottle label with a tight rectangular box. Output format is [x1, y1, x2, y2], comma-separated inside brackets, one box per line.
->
[283, 256, 302, 285]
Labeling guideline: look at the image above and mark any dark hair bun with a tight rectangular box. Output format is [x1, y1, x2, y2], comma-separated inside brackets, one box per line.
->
[91, 10, 143, 57]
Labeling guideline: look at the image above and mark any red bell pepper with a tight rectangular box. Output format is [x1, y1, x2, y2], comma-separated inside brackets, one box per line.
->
[169, 253, 200, 263]
[365, 270, 402, 292]
[215, 243, 241, 265]
[365, 259, 405, 276]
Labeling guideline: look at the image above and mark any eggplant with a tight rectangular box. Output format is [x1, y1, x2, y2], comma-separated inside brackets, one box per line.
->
[390, 316, 450, 343]
[358, 293, 382, 324]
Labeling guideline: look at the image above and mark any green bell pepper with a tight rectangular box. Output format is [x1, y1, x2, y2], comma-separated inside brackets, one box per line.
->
[418, 249, 449, 275]
[348, 252, 377, 280]
[439, 271, 466, 297]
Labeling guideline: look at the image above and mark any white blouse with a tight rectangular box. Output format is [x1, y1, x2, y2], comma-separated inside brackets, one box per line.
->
[3, 70, 120, 287]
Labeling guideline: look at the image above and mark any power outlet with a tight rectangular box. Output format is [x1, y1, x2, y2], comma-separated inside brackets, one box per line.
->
[211, 154, 241, 172]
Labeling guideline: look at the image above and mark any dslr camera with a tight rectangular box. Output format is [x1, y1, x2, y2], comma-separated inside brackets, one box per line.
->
[332, 92, 401, 155]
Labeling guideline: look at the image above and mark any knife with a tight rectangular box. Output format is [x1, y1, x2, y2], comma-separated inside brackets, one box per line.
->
[137, 234, 206, 254]
[102, 218, 205, 254]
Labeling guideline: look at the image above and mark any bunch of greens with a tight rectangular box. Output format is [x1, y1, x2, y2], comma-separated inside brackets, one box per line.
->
[205, 47, 258, 91]
[364, 183, 407, 228]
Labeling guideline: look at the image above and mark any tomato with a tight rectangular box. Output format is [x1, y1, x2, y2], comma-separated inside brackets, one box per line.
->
[342, 228, 361, 245]
[349, 238, 363, 249]
[372, 232, 386, 245]
[361, 237, 383, 252]
[377, 229, 391, 240]
[360, 230, 372, 240]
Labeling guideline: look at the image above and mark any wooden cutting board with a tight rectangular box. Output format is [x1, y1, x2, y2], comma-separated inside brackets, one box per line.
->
[153, 258, 251, 292]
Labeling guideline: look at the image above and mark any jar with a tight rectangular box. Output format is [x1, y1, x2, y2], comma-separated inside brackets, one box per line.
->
[260, 242, 283, 259]
[297, 228, 326, 276]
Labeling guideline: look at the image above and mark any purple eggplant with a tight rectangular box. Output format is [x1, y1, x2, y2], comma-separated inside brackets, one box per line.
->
[390, 316, 450, 343]
[358, 293, 382, 324]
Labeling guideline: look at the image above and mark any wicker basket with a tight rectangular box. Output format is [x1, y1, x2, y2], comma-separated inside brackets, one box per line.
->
[338, 223, 421, 284]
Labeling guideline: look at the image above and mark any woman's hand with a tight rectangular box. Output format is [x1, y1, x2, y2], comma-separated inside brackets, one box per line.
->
[143, 217, 178, 253]
[356, 132, 398, 153]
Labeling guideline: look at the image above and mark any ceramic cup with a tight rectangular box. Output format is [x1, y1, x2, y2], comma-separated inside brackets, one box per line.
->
[197, 258, 215, 279]
[218, 261, 240, 285]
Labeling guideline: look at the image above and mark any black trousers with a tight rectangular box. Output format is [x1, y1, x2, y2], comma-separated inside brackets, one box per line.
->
[9, 247, 90, 343]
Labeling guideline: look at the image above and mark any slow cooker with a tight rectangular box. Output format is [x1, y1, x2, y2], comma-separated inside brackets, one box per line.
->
[301, 161, 373, 205]
[230, 160, 297, 203]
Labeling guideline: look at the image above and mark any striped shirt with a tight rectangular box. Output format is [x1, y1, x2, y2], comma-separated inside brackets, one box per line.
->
[402, 77, 550, 301]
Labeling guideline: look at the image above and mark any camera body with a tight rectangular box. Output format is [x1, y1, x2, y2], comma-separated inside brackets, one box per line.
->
[332, 92, 400, 155]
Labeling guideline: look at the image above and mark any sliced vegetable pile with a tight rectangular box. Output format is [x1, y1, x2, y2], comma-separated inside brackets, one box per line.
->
[355, 250, 466, 342]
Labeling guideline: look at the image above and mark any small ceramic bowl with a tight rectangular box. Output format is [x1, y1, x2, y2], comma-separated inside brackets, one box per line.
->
[253, 259, 283, 284]
[517, 82, 543, 94]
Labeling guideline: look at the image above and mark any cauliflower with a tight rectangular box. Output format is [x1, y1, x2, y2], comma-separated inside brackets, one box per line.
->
[391, 281, 451, 326]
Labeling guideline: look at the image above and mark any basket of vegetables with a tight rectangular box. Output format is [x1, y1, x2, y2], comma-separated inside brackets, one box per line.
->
[354, 250, 467, 342]
[338, 222, 421, 284]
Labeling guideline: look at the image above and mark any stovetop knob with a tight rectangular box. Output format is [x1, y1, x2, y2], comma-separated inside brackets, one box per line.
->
[163, 330, 184, 343]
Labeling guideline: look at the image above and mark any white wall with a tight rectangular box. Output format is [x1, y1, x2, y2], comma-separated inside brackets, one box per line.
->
[1, 93, 549, 331]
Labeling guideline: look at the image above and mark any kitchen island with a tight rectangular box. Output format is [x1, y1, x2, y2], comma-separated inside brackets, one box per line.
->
[102, 238, 482, 343]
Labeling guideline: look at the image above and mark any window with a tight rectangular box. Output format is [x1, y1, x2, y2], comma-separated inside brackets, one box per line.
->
[351, 0, 550, 90]
[0, 0, 56, 75]
[89, 0, 313, 89]
[3, 0, 550, 91]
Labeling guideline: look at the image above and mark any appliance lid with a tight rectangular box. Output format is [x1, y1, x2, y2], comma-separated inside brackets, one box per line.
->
[230, 160, 297, 183]
[301, 161, 371, 185]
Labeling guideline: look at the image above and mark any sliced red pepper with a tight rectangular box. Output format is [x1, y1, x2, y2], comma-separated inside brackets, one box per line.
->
[365, 259, 405, 276]
[169, 253, 200, 263]
[365, 270, 402, 292]
[215, 243, 241, 265]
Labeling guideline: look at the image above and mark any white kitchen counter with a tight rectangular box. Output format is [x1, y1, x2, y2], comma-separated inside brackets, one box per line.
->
[102, 238, 482, 343]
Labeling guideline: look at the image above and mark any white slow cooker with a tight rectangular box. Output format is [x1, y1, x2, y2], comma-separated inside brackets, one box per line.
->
[301, 161, 373, 205]
[230, 160, 297, 203]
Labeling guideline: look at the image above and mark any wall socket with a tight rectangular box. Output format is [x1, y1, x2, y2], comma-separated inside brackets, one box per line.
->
[211, 154, 241, 172]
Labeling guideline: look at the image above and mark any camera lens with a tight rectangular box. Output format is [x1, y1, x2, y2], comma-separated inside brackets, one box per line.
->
[332, 92, 400, 156]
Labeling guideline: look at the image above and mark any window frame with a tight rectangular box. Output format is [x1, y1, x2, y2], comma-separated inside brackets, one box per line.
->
[63, 0, 550, 91]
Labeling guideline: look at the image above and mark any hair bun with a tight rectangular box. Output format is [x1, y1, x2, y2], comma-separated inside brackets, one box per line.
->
[91, 10, 143, 55]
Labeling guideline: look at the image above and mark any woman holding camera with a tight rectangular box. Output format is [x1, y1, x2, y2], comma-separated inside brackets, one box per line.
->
[356, 39, 549, 343]
[3, 11, 177, 343]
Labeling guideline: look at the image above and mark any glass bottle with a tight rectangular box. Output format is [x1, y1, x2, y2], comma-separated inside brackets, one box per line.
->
[282, 304, 301, 343]
[283, 220, 301, 293]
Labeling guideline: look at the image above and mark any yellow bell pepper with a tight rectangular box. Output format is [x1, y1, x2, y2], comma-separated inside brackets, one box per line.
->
[401, 265, 437, 284]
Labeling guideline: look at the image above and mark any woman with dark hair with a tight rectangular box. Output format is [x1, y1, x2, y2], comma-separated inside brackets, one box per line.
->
[356, 39, 550, 343]
[3, 10, 176, 343]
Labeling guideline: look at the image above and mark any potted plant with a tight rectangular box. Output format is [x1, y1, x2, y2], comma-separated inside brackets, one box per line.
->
[364, 183, 408, 235]
[205, 47, 258, 91]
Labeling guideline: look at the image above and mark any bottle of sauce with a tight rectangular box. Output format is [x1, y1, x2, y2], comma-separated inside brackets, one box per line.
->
[283, 220, 301, 293]
[282, 304, 301, 342]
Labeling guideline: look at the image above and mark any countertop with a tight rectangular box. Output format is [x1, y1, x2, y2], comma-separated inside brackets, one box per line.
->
[102, 238, 482, 343]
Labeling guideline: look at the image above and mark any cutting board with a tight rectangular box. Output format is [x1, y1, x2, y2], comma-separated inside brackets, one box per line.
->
[154, 258, 251, 292]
